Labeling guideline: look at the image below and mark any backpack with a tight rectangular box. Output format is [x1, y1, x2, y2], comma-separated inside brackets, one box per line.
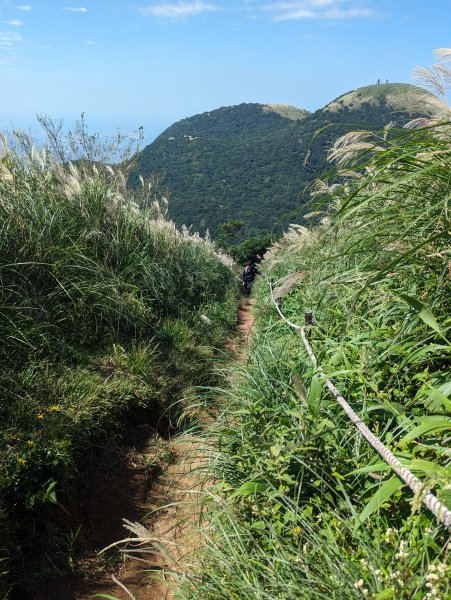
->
[243, 265, 256, 282]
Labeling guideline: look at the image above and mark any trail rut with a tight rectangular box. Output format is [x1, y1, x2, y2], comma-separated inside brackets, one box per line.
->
[41, 299, 255, 600]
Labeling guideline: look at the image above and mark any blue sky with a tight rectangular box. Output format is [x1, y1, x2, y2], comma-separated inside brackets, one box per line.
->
[0, 0, 450, 144]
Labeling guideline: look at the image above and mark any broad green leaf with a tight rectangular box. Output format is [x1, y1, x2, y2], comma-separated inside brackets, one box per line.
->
[286, 409, 304, 420]
[231, 481, 269, 498]
[357, 230, 445, 294]
[314, 418, 336, 432]
[417, 415, 451, 423]
[283, 510, 297, 524]
[423, 385, 451, 412]
[400, 294, 441, 333]
[280, 473, 295, 484]
[250, 520, 266, 531]
[233, 408, 250, 415]
[325, 369, 359, 377]
[438, 487, 451, 508]
[308, 375, 322, 418]
[43, 480, 58, 504]
[366, 402, 406, 416]
[270, 444, 283, 457]
[358, 476, 403, 525]
[403, 459, 450, 477]
[347, 451, 413, 477]
[400, 344, 447, 368]
[399, 418, 451, 445]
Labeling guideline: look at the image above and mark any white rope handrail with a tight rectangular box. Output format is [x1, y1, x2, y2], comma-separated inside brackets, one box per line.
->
[269, 282, 451, 530]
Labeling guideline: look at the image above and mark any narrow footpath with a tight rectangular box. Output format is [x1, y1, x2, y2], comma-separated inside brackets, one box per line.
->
[40, 299, 255, 600]
[236, 298, 256, 346]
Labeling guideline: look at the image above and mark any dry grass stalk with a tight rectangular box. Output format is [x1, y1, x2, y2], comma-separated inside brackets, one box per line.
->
[412, 66, 448, 97]
[272, 272, 305, 301]
[328, 140, 385, 167]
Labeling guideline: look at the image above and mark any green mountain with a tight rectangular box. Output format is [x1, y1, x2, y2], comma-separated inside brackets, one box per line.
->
[130, 84, 442, 237]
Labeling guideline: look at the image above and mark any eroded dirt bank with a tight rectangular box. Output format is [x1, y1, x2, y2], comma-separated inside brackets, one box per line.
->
[40, 300, 255, 600]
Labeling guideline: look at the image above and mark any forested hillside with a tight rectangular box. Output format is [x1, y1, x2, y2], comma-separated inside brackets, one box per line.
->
[129, 83, 443, 237]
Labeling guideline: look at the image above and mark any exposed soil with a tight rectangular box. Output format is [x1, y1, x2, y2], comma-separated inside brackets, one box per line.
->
[226, 298, 255, 355]
[236, 298, 256, 344]
[39, 299, 254, 600]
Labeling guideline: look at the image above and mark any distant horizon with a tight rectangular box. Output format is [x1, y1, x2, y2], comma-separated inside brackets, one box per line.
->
[0, 1, 450, 146]
[0, 77, 430, 148]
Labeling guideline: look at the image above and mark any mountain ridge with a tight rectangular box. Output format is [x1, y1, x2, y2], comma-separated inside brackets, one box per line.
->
[130, 83, 443, 237]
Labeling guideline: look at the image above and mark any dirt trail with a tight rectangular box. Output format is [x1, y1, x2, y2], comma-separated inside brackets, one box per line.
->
[228, 298, 255, 355]
[236, 298, 255, 344]
[76, 436, 209, 600]
[41, 299, 254, 600]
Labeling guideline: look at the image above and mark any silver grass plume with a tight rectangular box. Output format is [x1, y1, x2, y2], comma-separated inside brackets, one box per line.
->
[410, 47, 451, 125]
[310, 179, 341, 198]
[328, 131, 385, 167]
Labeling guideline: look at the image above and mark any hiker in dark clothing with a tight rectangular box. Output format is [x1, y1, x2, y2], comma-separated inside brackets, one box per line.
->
[242, 261, 260, 296]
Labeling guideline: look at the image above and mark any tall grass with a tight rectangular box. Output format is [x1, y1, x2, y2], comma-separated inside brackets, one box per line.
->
[174, 54, 451, 599]
[0, 135, 237, 595]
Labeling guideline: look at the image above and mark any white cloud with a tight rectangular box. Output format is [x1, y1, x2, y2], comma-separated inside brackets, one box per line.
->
[139, 1, 220, 19]
[260, 0, 377, 21]
[277, 8, 315, 19]
[0, 31, 23, 46]
[63, 6, 88, 13]
[16, 5, 32, 10]
[322, 7, 374, 18]
[3, 19, 23, 26]
[85, 40, 96, 45]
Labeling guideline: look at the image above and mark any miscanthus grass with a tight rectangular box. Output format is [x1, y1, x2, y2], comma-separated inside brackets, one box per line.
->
[0, 134, 237, 595]
[163, 51, 451, 600]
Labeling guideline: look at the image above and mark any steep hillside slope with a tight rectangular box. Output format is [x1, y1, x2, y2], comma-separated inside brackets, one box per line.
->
[130, 84, 443, 237]
[0, 146, 237, 596]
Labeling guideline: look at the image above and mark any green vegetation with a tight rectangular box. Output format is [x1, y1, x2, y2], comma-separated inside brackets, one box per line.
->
[177, 96, 451, 596]
[323, 82, 444, 114]
[216, 219, 274, 263]
[129, 84, 443, 238]
[227, 233, 274, 264]
[261, 103, 309, 120]
[0, 136, 237, 596]
[2, 54, 450, 600]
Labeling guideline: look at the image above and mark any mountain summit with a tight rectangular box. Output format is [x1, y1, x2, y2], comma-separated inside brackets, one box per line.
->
[130, 84, 441, 237]
[323, 83, 444, 114]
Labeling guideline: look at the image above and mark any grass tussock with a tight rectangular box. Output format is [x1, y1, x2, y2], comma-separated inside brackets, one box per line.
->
[0, 136, 237, 595]
[175, 54, 451, 599]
